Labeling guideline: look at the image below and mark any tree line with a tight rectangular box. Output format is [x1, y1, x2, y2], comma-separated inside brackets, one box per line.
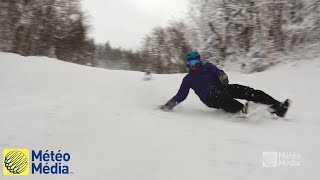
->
[0, 0, 319, 73]
[185, 0, 320, 72]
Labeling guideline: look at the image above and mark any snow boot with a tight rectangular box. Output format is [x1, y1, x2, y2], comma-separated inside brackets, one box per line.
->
[274, 99, 291, 117]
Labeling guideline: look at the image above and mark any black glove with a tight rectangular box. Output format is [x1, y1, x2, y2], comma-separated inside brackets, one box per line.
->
[160, 99, 178, 111]
[160, 104, 173, 112]
[219, 74, 229, 85]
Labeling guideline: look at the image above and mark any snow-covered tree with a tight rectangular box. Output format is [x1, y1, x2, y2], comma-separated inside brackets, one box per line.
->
[140, 22, 191, 73]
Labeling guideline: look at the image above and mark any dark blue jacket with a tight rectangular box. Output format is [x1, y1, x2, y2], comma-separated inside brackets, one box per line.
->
[168, 62, 225, 108]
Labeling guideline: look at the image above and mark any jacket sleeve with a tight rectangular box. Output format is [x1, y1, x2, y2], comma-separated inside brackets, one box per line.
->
[165, 76, 191, 109]
[209, 63, 226, 78]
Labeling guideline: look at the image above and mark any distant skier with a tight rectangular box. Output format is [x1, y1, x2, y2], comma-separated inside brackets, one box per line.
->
[143, 71, 152, 81]
[160, 51, 290, 117]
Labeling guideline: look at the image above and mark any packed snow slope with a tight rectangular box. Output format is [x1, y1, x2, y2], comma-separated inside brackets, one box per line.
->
[1, 52, 320, 180]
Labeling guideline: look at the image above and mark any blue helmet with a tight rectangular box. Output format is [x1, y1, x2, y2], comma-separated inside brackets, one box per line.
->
[186, 51, 201, 61]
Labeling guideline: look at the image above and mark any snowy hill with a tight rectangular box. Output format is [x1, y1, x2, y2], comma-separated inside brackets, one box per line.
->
[1, 52, 320, 179]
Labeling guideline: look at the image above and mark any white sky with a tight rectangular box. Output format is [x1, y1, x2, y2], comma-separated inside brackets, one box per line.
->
[81, 0, 189, 50]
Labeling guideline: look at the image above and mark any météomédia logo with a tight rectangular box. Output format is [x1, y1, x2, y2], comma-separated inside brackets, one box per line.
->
[3, 149, 73, 176]
[3, 149, 29, 176]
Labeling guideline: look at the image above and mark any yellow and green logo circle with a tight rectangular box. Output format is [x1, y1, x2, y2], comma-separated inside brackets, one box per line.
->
[3, 149, 29, 176]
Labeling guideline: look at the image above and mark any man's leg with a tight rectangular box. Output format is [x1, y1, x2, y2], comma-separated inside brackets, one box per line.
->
[224, 84, 281, 111]
[208, 90, 244, 113]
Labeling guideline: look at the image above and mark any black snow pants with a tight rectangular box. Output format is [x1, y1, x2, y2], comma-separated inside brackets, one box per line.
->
[207, 84, 281, 113]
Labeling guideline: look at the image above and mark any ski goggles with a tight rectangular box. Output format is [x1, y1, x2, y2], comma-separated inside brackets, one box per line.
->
[187, 59, 201, 66]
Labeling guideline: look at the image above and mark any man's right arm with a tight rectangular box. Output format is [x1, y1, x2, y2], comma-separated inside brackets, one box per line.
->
[161, 76, 190, 111]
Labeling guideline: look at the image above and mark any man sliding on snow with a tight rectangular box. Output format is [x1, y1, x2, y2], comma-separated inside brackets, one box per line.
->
[160, 51, 290, 117]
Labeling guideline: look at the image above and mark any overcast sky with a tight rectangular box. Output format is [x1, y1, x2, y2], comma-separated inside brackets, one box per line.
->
[81, 0, 189, 50]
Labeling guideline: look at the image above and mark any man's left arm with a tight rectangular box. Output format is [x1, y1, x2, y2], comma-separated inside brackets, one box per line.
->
[210, 63, 229, 85]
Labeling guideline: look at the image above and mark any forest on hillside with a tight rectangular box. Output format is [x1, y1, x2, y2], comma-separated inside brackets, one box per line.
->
[0, 0, 319, 73]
